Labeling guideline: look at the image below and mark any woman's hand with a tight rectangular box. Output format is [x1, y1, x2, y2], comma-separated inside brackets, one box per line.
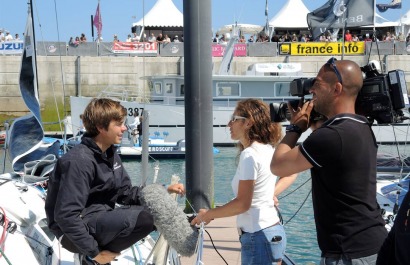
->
[190, 209, 213, 226]
[167, 183, 185, 196]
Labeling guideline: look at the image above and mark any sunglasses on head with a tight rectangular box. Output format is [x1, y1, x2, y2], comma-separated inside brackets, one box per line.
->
[326, 57, 343, 85]
[229, 115, 246, 123]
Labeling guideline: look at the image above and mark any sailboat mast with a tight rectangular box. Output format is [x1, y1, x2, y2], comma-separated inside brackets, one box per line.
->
[28, 0, 39, 98]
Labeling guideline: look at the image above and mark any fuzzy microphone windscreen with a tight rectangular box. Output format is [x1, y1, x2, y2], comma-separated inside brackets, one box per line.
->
[140, 184, 198, 257]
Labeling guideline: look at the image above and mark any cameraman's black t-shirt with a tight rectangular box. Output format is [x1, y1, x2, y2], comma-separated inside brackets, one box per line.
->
[300, 113, 387, 259]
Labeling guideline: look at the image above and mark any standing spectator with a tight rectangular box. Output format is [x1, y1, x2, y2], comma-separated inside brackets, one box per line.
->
[352, 34, 359, 42]
[397, 32, 405, 42]
[113, 34, 119, 42]
[0, 29, 4, 42]
[344, 30, 352, 41]
[213, 33, 219, 43]
[271, 35, 279, 42]
[173, 35, 180, 43]
[4, 31, 13, 41]
[248, 35, 255, 43]
[239, 35, 246, 43]
[148, 33, 156, 43]
[406, 33, 410, 45]
[131, 32, 139, 42]
[126, 34, 132, 42]
[80, 33, 87, 43]
[300, 34, 307, 42]
[271, 58, 388, 264]
[191, 98, 296, 265]
[156, 33, 164, 43]
[14, 33, 20, 40]
[163, 34, 171, 43]
[141, 33, 147, 42]
[364, 33, 372, 42]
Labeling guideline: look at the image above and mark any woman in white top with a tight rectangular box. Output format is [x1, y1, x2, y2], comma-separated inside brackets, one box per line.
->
[191, 98, 296, 264]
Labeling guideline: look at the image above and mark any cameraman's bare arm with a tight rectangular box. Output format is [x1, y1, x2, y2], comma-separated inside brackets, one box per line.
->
[271, 100, 313, 176]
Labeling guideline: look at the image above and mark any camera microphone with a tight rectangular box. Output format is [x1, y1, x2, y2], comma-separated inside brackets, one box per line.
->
[140, 184, 198, 257]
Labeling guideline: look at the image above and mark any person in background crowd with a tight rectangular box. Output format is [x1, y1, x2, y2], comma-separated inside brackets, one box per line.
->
[80, 33, 87, 43]
[239, 35, 246, 43]
[131, 32, 139, 42]
[14, 33, 20, 40]
[148, 33, 156, 43]
[271, 58, 388, 265]
[344, 30, 352, 41]
[191, 99, 297, 265]
[271, 34, 279, 42]
[364, 33, 372, 42]
[113, 34, 119, 42]
[163, 34, 171, 43]
[45, 98, 185, 265]
[126, 34, 132, 42]
[173, 35, 180, 43]
[406, 33, 410, 45]
[156, 33, 164, 43]
[248, 35, 254, 43]
[213, 33, 219, 43]
[4, 31, 13, 41]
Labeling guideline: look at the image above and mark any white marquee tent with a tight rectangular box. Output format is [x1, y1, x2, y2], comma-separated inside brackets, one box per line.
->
[396, 9, 410, 37]
[132, 0, 183, 28]
[269, 0, 310, 29]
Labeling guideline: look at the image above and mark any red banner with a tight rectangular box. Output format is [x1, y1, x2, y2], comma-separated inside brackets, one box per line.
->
[111, 42, 158, 54]
[212, 44, 247, 57]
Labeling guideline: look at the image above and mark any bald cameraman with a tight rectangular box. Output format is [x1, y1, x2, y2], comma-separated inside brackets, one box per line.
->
[271, 58, 387, 265]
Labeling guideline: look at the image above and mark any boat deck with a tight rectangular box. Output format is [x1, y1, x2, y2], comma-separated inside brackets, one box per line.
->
[180, 216, 241, 265]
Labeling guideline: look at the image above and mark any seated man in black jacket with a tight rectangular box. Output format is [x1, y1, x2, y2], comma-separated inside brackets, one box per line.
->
[45, 98, 184, 265]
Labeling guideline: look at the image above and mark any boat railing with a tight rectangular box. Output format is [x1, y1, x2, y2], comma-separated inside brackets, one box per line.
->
[97, 85, 151, 103]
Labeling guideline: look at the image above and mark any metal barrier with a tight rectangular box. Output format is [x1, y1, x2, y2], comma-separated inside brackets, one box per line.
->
[248, 43, 278, 57]
[365, 41, 395, 55]
[67, 42, 98, 56]
[37, 41, 67, 56]
[7, 41, 410, 57]
[159, 43, 184, 57]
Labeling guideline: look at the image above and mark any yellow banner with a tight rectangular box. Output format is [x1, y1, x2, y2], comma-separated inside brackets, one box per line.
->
[279, 42, 365, 56]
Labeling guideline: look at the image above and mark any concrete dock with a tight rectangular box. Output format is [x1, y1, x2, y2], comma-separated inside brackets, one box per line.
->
[180, 216, 241, 265]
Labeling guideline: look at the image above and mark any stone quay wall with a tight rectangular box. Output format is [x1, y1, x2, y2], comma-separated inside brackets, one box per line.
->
[0, 55, 409, 115]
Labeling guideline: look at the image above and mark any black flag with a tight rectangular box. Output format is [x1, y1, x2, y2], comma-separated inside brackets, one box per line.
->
[307, 0, 375, 40]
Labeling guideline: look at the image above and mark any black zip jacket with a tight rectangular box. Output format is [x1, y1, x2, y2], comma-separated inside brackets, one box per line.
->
[45, 135, 143, 258]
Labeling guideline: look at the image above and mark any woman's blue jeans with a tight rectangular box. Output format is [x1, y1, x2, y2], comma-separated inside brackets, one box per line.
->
[239, 224, 286, 265]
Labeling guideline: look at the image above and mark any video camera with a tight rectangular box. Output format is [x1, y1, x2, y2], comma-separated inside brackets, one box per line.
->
[270, 61, 409, 125]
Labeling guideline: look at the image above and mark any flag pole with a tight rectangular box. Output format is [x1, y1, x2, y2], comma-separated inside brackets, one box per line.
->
[341, 5, 347, 60]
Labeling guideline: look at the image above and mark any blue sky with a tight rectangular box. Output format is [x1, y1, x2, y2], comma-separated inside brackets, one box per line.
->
[0, 0, 407, 42]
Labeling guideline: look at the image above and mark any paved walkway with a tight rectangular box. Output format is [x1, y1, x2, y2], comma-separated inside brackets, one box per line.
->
[180, 216, 241, 265]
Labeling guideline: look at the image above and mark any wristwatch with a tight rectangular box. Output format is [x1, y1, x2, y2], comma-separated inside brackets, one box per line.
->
[285, 124, 302, 136]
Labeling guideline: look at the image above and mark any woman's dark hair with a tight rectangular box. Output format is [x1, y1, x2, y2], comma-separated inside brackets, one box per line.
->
[235, 98, 283, 152]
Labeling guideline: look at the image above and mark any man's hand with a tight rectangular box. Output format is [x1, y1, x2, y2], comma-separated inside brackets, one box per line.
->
[288, 99, 315, 132]
[167, 183, 185, 196]
[93, 250, 120, 264]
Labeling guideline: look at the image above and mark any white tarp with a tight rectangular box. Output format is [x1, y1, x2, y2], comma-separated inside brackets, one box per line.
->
[132, 0, 183, 27]
[269, 0, 310, 28]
